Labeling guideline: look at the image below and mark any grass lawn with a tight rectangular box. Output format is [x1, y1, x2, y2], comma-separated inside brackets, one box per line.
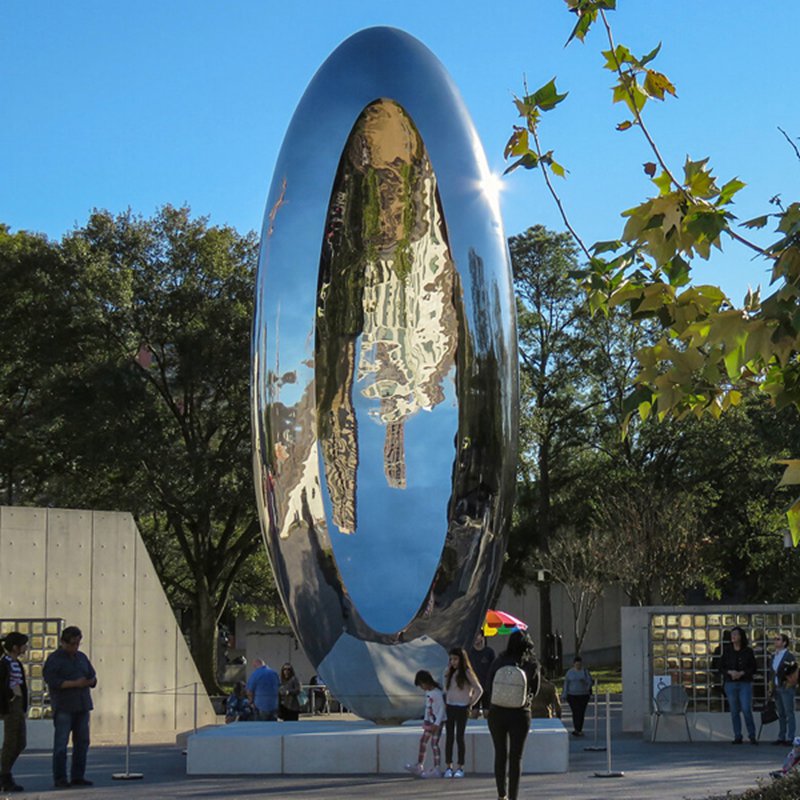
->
[550, 665, 622, 695]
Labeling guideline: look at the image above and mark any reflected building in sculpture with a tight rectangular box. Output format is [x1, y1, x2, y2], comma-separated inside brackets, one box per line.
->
[251, 27, 518, 722]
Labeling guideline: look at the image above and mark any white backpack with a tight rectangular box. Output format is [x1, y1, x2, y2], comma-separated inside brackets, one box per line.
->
[492, 665, 528, 708]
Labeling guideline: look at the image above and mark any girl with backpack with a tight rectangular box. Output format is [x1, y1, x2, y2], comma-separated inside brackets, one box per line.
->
[487, 631, 540, 800]
[442, 647, 482, 778]
[405, 670, 447, 778]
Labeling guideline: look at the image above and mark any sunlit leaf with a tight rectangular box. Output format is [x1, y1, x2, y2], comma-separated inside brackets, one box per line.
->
[717, 177, 746, 206]
[643, 69, 676, 100]
[532, 78, 569, 111]
[616, 120, 633, 131]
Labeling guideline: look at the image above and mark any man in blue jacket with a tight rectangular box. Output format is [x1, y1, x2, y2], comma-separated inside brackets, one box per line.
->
[43, 626, 97, 789]
[246, 658, 279, 721]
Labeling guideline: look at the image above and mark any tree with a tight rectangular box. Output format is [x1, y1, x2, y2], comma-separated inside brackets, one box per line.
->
[503, 2, 800, 467]
[41, 206, 272, 692]
[0, 226, 74, 504]
[537, 526, 610, 656]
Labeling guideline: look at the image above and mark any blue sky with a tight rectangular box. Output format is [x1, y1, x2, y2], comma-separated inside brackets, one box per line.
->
[2, 2, 798, 302]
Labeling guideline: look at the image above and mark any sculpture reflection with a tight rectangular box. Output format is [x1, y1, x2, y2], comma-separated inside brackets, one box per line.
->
[251, 27, 518, 722]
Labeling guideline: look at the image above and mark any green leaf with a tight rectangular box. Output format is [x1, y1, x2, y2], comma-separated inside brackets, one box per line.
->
[741, 215, 770, 229]
[503, 153, 539, 175]
[532, 78, 569, 111]
[717, 177, 746, 206]
[602, 44, 633, 71]
[652, 171, 672, 195]
[639, 42, 662, 66]
[616, 120, 634, 131]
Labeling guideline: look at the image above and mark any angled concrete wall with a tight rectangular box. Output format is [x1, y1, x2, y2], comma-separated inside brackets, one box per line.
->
[0, 506, 216, 738]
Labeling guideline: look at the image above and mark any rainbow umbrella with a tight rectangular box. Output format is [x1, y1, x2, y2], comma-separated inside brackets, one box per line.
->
[482, 609, 528, 637]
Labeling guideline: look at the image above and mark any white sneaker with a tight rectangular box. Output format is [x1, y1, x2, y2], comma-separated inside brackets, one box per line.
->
[404, 763, 424, 777]
[453, 767, 465, 778]
[443, 767, 454, 778]
[421, 766, 443, 778]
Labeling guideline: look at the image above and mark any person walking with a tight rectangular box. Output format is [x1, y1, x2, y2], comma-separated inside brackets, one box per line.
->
[246, 658, 279, 721]
[771, 633, 796, 745]
[561, 656, 593, 736]
[0, 632, 29, 793]
[487, 631, 540, 800]
[719, 625, 758, 744]
[42, 625, 98, 789]
[278, 663, 302, 721]
[442, 647, 482, 778]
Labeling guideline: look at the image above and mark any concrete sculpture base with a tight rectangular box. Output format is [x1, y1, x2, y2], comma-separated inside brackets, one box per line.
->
[186, 719, 568, 775]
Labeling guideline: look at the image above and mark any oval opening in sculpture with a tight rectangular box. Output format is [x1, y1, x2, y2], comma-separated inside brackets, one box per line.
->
[315, 98, 461, 633]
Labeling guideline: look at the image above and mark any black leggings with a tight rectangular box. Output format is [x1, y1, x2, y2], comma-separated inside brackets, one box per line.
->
[444, 704, 469, 765]
[567, 693, 590, 733]
[488, 706, 530, 800]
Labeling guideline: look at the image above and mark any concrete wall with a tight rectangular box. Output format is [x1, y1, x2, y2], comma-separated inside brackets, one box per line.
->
[0, 506, 216, 739]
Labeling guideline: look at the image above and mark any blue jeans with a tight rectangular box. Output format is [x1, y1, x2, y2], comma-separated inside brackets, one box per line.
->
[724, 681, 755, 740]
[52, 710, 90, 782]
[775, 686, 796, 742]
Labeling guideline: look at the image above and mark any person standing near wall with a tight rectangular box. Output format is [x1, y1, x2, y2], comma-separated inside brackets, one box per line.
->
[246, 658, 279, 721]
[0, 632, 29, 793]
[42, 625, 98, 789]
[719, 625, 758, 745]
[771, 633, 796, 746]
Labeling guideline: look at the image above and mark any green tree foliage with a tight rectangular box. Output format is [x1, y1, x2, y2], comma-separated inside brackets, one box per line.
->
[0, 226, 76, 504]
[1, 207, 281, 692]
[506, 226, 800, 615]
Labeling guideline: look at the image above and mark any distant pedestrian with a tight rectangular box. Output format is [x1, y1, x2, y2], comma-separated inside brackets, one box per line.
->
[468, 632, 495, 717]
[278, 663, 302, 721]
[246, 658, 279, 721]
[487, 631, 540, 800]
[1, 631, 29, 793]
[225, 681, 252, 723]
[442, 647, 482, 778]
[42, 625, 97, 789]
[561, 656, 593, 736]
[719, 626, 758, 744]
[404, 669, 446, 779]
[770, 634, 796, 746]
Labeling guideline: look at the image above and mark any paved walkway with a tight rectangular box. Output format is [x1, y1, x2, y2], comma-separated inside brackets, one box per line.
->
[7, 717, 787, 799]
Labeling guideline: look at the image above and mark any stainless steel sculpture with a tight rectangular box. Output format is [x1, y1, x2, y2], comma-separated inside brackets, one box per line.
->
[252, 27, 518, 722]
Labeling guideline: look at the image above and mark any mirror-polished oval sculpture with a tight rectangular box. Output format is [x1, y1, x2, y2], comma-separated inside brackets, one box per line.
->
[252, 27, 518, 723]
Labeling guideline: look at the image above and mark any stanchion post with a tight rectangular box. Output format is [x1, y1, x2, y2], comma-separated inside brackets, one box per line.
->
[111, 691, 143, 780]
[193, 682, 198, 734]
[584, 687, 606, 751]
[593, 691, 624, 779]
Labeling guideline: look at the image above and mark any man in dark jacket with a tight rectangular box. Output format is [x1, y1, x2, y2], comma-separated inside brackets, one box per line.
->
[43, 626, 97, 789]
